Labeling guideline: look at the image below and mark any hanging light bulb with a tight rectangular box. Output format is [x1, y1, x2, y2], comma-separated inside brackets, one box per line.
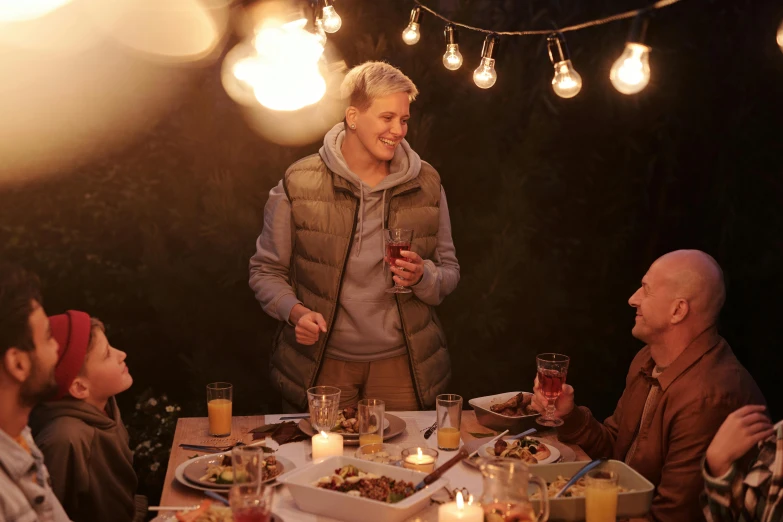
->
[313, 17, 327, 47]
[777, 19, 783, 53]
[321, 0, 341, 33]
[473, 34, 499, 89]
[610, 15, 651, 95]
[442, 24, 463, 70]
[547, 32, 582, 98]
[402, 6, 421, 45]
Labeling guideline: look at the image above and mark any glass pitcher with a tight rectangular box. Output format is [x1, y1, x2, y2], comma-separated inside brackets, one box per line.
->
[479, 458, 549, 522]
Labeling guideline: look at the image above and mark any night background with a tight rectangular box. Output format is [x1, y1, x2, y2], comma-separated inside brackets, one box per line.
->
[1, 0, 782, 502]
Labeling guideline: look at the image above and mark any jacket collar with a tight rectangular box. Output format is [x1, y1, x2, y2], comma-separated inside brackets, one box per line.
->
[639, 327, 722, 392]
[0, 426, 43, 483]
[330, 169, 421, 198]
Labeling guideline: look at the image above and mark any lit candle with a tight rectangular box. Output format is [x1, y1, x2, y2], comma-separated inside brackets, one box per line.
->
[438, 492, 484, 522]
[402, 447, 437, 473]
[311, 431, 343, 462]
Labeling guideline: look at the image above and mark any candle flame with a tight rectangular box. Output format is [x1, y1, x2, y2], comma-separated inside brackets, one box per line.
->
[456, 491, 464, 509]
[417, 448, 423, 458]
[468, 494, 474, 505]
[320, 431, 329, 439]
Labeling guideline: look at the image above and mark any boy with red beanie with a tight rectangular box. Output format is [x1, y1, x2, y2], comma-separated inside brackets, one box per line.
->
[29, 310, 146, 522]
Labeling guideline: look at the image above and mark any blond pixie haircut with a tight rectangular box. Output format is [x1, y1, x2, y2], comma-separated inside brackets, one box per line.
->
[341, 61, 419, 112]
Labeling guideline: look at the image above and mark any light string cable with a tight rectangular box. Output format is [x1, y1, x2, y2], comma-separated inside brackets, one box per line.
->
[410, 0, 682, 36]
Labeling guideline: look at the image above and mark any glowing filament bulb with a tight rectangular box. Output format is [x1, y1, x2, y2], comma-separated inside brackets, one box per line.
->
[610, 43, 651, 95]
[473, 57, 497, 89]
[314, 18, 327, 46]
[321, 4, 341, 33]
[402, 7, 422, 45]
[402, 22, 421, 45]
[552, 59, 582, 98]
[443, 44, 463, 70]
[777, 19, 783, 53]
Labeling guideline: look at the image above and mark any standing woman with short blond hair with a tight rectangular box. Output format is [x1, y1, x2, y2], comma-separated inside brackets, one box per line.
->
[250, 61, 460, 412]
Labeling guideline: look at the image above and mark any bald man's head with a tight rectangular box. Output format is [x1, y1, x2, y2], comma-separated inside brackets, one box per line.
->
[629, 250, 725, 344]
[652, 250, 725, 322]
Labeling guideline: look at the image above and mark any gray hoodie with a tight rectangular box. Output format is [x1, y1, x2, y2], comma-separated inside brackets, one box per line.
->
[29, 397, 145, 522]
[249, 123, 460, 361]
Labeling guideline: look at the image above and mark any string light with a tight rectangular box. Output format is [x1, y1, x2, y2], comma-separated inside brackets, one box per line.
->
[442, 24, 463, 70]
[777, 19, 783, 53]
[547, 33, 582, 98]
[473, 34, 499, 89]
[610, 14, 651, 95]
[402, 6, 422, 45]
[313, 17, 327, 46]
[321, 0, 341, 33]
[222, 18, 327, 111]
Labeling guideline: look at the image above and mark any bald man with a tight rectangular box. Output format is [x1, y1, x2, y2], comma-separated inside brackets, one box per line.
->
[532, 250, 764, 522]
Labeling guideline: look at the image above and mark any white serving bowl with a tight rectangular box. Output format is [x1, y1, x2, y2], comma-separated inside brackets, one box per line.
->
[278, 455, 449, 522]
[469, 391, 540, 433]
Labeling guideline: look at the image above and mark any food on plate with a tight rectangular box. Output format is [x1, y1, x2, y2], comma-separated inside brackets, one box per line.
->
[333, 406, 359, 433]
[333, 406, 382, 434]
[356, 450, 401, 465]
[489, 392, 536, 417]
[313, 465, 416, 503]
[175, 500, 232, 522]
[486, 437, 551, 464]
[530, 474, 633, 499]
[198, 454, 281, 484]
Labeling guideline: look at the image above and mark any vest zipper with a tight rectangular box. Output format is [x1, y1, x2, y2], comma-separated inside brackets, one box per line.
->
[388, 187, 425, 409]
[394, 294, 425, 409]
[310, 192, 360, 388]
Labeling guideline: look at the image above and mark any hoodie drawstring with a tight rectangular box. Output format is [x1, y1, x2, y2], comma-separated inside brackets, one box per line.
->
[355, 188, 365, 256]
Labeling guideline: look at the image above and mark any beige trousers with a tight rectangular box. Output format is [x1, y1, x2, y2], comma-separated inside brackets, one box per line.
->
[314, 354, 419, 411]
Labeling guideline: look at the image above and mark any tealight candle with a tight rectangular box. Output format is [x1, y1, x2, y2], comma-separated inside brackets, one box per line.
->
[438, 492, 483, 522]
[401, 447, 438, 473]
[311, 431, 343, 462]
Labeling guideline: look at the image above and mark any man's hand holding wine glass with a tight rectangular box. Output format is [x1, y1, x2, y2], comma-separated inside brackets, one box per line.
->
[532, 376, 576, 420]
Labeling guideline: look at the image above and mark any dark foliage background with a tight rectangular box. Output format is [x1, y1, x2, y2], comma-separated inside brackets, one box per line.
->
[2, 0, 782, 502]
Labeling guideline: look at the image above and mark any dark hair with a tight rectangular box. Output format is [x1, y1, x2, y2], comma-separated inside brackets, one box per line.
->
[0, 263, 43, 356]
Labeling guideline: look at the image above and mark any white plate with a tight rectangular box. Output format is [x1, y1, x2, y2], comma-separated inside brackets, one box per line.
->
[279, 455, 449, 522]
[478, 437, 560, 465]
[174, 453, 296, 492]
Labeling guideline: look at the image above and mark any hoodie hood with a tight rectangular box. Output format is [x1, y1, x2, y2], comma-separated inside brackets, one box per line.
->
[29, 396, 120, 433]
[319, 122, 422, 255]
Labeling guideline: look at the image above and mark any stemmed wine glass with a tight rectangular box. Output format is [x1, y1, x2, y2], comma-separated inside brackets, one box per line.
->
[536, 353, 570, 427]
[307, 386, 341, 433]
[383, 228, 414, 294]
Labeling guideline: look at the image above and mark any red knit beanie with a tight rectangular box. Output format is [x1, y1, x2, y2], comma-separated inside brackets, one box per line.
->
[49, 310, 91, 400]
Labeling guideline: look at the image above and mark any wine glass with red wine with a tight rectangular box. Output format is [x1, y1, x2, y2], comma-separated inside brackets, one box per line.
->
[536, 353, 570, 427]
[383, 228, 414, 294]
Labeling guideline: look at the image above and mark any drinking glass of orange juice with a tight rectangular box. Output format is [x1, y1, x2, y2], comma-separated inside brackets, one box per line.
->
[207, 382, 233, 437]
[436, 394, 462, 451]
[585, 469, 619, 522]
[358, 399, 385, 447]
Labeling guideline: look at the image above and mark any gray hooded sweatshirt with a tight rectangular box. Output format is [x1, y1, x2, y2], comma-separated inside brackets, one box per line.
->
[249, 123, 460, 361]
[29, 397, 145, 522]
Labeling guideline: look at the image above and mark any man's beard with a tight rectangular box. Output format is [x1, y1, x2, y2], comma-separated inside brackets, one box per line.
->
[20, 362, 58, 407]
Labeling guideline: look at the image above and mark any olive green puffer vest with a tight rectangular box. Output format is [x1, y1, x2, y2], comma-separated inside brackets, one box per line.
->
[269, 154, 451, 410]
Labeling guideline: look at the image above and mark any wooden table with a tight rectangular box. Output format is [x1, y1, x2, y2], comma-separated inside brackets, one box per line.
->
[161, 411, 590, 520]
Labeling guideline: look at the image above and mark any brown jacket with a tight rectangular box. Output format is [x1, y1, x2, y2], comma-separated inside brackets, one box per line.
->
[558, 329, 764, 522]
[269, 155, 452, 410]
